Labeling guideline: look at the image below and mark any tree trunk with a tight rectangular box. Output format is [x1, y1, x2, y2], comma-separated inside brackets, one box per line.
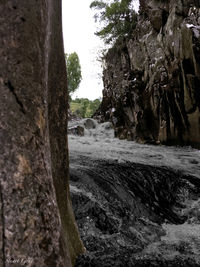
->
[0, 0, 84, 266]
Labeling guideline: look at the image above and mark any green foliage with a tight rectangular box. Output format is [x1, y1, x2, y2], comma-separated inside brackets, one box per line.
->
[65, 52, 82, 96]
[90, 0, 138, 44]
[70, 98, 101, 118]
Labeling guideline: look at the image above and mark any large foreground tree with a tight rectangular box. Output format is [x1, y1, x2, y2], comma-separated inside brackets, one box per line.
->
[0, 0, 84, 266]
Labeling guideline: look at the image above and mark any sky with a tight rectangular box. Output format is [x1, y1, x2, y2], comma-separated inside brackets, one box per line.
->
[62, 0, 139, 100]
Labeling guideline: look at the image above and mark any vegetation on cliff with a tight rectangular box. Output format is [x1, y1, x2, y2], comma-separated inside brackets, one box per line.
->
[90, 0, 138, 44]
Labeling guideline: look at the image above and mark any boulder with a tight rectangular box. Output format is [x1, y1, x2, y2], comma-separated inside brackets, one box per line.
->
[84, 118, 96, 129]
[68, 126, 85, 136]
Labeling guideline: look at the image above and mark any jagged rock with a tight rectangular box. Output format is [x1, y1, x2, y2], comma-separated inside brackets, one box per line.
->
[0, 0, 84, 266]
[95, 0, 200, 148]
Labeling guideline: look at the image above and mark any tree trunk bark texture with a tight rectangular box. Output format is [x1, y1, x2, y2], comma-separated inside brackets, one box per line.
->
[0, 0, 84, 266]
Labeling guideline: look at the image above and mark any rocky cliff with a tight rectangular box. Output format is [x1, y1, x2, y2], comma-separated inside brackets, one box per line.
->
[95, 0, 200, 147]
[0, 0, 84, 266]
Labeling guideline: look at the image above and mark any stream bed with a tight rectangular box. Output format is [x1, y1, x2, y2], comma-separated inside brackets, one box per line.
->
[68, 119, 200, 267]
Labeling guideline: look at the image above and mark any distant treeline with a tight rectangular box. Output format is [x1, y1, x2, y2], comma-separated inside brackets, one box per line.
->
[70, 98, 101, 118]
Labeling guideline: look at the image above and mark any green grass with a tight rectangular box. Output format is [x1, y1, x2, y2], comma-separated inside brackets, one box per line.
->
[70, 98, 101, 118]
[70, 102, 81, 113]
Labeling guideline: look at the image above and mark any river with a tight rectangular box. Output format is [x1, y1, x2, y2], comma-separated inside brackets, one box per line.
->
[69, 118, 200, 267]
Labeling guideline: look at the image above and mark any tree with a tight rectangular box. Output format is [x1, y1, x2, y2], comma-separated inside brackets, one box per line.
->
[89, 98, 101, 115]
[65, 52, 82, 96]
[0, 1, 84, 266]
[90, 0, 138, 44]
[80, 99, 89, 118]
[70, 98, 101, 118]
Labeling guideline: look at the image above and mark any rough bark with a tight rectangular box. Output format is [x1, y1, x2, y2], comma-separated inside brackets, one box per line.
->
[0, 0, 84, 266]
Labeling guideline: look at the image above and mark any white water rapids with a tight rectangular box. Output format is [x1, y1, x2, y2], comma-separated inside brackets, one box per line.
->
[68, 118, 200, 179]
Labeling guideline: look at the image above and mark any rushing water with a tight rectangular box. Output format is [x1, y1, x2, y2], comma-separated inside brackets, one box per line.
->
[68, 118, 200, 178]
[68, 118, 200, 267]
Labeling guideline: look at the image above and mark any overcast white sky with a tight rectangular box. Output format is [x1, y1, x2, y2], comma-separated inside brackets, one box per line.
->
[62, 0, 139, 100]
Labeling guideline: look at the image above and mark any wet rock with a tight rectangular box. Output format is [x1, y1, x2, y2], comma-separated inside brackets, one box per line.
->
[70, 155, 200, 266]
[68, 126, 85, 136]
[149, 8, 164, 32]
[68, 119, 114, 140]
[84, 118, 96, 129]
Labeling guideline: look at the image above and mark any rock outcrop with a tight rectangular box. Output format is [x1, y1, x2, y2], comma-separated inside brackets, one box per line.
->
[0, 0, 84, 266]
[70, 155, 200, 267]
[95, 0, 200, 147]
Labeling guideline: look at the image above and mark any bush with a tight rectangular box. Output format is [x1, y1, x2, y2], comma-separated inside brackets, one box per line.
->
[70, 98, 101, 118]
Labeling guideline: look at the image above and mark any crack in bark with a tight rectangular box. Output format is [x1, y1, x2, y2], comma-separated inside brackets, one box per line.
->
[41, 151, 49, 176]
[5, 81, 26, 114]
[0, 183, 6, 267]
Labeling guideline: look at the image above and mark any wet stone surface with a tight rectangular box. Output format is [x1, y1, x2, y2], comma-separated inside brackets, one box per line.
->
[70, 156, 200, 266]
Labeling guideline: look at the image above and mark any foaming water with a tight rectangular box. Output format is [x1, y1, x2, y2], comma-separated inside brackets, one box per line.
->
[68, 119, 200, 178]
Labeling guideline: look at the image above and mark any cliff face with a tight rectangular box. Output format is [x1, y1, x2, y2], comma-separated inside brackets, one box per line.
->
[0, 0, 84, 266]
[96, 0, 200, 147]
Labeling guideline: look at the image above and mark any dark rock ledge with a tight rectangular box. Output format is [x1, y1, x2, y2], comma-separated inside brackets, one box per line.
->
[70, 155, 200, 267]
